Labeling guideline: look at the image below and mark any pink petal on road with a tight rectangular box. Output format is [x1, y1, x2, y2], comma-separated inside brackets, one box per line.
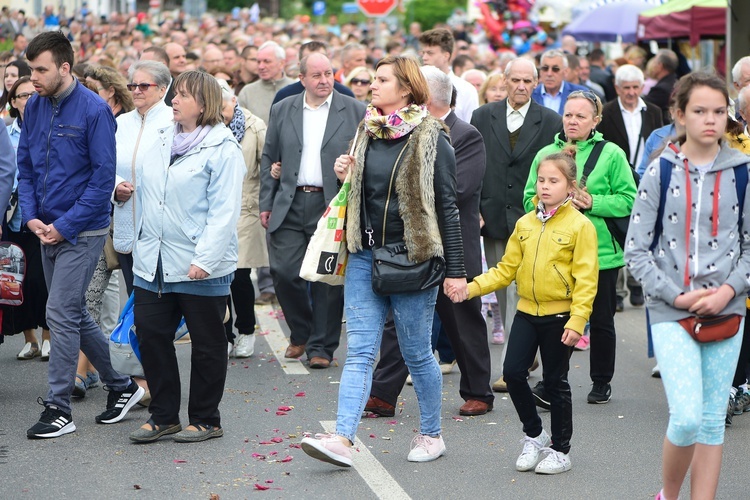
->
[280, 456, 293, 463]
[254, 484, 270, 491]
[295, 392, 306, 397]
[278, 406, 293, 412]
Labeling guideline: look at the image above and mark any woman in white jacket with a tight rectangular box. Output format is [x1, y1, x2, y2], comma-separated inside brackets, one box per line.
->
[113, 60, 174, 293]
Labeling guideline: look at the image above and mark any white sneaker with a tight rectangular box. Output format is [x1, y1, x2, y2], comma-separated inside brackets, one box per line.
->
[651, 364, 661, 378]
[516, 429, 551, 471]
[439, 360, 457, 374]
[234, 334, 255, 358]
[535, 448, 572, 474]
[227, 342, 234, 356]
[301, 433, 353, 467]
[41, 339, 51, 361]
[407, 434, 446, 462]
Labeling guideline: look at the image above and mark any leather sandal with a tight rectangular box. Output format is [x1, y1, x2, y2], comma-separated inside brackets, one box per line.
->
[172, 423, 224, 443]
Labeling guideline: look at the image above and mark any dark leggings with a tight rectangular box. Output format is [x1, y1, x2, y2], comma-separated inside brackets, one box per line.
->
[504, 311, 573, 454]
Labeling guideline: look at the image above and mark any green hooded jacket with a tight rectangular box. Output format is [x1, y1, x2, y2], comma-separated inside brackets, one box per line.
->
[523, 131, 636, 270]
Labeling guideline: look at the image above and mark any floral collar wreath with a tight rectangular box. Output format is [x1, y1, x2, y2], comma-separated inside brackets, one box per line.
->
[363, 103, 428, 140]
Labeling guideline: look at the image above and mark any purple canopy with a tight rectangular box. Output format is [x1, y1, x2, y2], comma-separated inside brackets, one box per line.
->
[563, 0, 656, 43]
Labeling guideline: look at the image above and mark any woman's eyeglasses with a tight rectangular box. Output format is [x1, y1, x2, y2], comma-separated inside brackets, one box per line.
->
[539, 65, 562, 73]
[127, 83, 158, 92]
[350, 78, 371, 86]
[12, 91, 36, 101]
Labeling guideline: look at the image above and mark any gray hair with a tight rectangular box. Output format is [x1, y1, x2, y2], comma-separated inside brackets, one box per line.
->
[258, 41, 285, 62]
[732, 56, 750, 84]
[615, 64, 645, 87]
[541, 49, 568, 68]
[341, 42, 366, 63]
[738, 85, 750, 117]
[129, 60, 171, 88]
[504, 57, 538, 81]
[655, 49, 678, 74]
[420, 65, 453, 107]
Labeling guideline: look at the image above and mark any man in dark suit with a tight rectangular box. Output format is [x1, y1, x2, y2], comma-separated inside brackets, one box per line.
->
[588, 49, 616, 102]
[260, 53, 366, 368]
[365, 66, 493, 417]
[598, 64, 662, 309]
[471, 58, 562, 392]
[643, 49, 678, 124]
[531, 49, 589, 115]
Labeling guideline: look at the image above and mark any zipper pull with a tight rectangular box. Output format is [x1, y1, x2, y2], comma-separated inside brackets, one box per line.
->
[540, 221, 546, 233]
[366, 229, 374, 247]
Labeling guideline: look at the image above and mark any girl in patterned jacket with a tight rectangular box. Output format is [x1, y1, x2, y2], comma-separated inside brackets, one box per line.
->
[625, 71, 750, 500]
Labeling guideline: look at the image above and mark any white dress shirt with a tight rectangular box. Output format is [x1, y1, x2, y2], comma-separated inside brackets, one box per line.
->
[619, 97, 647, 167]
[506, 99, 531, 133]
[449, 71, 479, 123]
[298, 91, 332, 187]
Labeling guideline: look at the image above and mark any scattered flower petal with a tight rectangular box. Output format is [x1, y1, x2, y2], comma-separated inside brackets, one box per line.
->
[173, 459, 187, 463]
[276, 411, 288, 416]
[280, 456, 293, 463]
[386, 420, 397, 425]
[271, 437, 284, 443]
[295, 392, 306, 397]
[278, 406, 293, 412]
[265, 479, 274, 484]
[254, 484, 270, 491]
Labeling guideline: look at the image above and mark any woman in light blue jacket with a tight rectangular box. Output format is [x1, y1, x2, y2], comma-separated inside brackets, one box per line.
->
[129, 71, 245, 444]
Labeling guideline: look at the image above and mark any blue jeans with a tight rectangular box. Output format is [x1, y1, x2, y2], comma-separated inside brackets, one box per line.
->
[336, 250, 442, 443]
[652, 320, 743, 446]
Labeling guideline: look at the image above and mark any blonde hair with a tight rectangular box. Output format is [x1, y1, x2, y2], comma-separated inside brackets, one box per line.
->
[478, 73, 506, 105]
[538, 146, 581, 197]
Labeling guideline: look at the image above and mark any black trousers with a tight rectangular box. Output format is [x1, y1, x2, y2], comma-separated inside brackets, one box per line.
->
[117, 251, 134, 296]
[268, 192, 343, 360]
[733, 309, 750, 388]
[369, 293, 493, 406]
[225, 268, 257, 342]
[590, 268, 619, 384]
[135, 288, 228, 427]
[504, 311, 573, 454]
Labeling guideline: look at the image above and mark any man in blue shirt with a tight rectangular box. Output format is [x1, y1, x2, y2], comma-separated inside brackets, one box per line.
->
[531, 49, 588, 115]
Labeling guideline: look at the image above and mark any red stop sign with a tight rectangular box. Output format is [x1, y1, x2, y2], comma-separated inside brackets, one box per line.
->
[357, 0, 397, 17]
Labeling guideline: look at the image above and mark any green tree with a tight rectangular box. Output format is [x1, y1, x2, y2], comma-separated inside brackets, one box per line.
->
[405, 0, 464, 30]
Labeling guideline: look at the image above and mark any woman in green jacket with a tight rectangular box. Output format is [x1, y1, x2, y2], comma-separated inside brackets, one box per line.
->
[522, 90, 636, 405]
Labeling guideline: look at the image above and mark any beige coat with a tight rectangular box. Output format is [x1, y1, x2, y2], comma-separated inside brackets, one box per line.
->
[237, 107, 269, 269]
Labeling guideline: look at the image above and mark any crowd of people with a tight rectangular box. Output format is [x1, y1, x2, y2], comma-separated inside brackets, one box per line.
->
[2, 5, 750, 498]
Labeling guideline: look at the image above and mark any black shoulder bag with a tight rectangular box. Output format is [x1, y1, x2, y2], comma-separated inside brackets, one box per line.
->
[580, 140, 638, 251]
[363, 138, 445, 296]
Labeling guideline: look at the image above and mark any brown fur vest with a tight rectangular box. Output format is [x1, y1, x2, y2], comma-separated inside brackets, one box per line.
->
[346, 115, 448, 262]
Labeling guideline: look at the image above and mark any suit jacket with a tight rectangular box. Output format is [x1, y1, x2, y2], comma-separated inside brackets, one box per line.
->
[443, 111, 485, 279]
[598, 99, 663, 167]
[259, 90, 366, 233]
[470, 99, 563, 240]
[590, 65, 616, 102]
[531, 81, 589, 115]
[272, 80, 354, 105]
[644, 73, 677, 124]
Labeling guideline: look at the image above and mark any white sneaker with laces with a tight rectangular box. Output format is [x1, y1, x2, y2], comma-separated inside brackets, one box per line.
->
[535, 448, 572, 474]
[234, 334, 255, 358]
[516, 429, 551, 471]
[407, 434, 446, 462]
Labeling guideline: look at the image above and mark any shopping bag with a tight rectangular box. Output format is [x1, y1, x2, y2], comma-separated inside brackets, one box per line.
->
[0, 242, 25, 306]
[299, 171, 350, 286]
[109, 292, 189, 377]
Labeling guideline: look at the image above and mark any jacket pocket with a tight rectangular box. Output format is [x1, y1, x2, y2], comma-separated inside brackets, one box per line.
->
[516, 228, 532, 242]
[552, 264, 571, 297]
[180, 217, 203, 243]
[551, 230, 572, 246]
[55, 123, 84, 138]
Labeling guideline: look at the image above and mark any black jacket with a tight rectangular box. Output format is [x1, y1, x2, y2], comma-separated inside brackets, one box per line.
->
[598, 99, 664, 166]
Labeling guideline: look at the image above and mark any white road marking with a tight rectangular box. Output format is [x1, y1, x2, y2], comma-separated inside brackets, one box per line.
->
[321, 420, 411, 500]
[255, 304, 309, 375]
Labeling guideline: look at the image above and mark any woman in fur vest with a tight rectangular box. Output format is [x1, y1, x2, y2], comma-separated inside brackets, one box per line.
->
[301, 56, 467, 467]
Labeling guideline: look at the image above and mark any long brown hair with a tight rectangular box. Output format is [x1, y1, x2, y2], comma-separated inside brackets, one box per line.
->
[375, 56, 430, 106]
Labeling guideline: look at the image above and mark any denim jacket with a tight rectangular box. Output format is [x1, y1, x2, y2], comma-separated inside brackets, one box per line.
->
[132, 124, 246, 284]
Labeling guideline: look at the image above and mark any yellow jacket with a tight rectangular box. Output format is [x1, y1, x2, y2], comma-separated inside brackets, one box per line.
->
[468, 198, 599, 334]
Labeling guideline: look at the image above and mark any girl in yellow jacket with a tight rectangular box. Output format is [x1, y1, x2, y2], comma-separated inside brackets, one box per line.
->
[449, 149, 599, 475]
